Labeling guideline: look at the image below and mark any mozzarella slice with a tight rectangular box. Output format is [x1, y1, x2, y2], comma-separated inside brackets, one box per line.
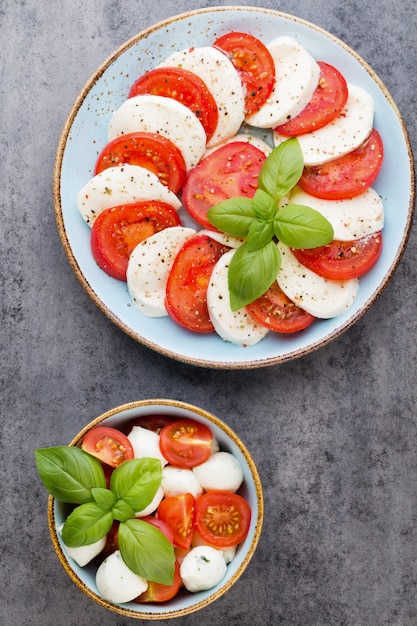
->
[77, 164, 181, 227]
[159, 46, 245, 147]
[274, 84, 375, 166]
[277, 242, 359, 318]
[126, 226, 196, 317]
[95, 550, 148, 603]
[203, 132, 273, 158]
[246, 36, 320, 128]
[206, 249, 269, 346]
[108, 94, 206, 170]
[290, 186, 384, 240]
[197, 229, 245, 249]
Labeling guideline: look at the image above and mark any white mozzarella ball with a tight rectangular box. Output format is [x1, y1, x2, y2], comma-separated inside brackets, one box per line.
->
[192, 451, 243, 492]
[59, 525, 106, 567]
[95, 550, 148, 603]
[161, 466, 203, 499]
[127, 426, 168, 466]
[191, 532, 237, 564]
[134, 485, 164, 517]
[180, 546, 227, 592]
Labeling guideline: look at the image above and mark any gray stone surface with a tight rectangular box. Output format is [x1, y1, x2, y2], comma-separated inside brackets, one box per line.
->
[1, 1, 416, 624]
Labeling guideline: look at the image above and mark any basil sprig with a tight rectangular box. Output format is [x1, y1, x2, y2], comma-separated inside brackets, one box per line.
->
[207, 138, 334, 311]
[35, 446, 175, 585]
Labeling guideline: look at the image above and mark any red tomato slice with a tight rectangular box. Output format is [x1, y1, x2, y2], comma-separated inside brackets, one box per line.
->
[182, 141, 267, 229]
[159, 419, 213, 469]
[134, 560, 182, 603]
[246, 281, 315, 333]
[291, 232, 383, 280]
[213, 31, 275, 115]
[157, 493, 195, 550]
[81, 426, 134, 468]
[129, 67, 219, 142]
[94, 132, 186, 194]
[90, 201, 181, 282]
[194, 491, 252, 548]
[275, 61, 348, 136]
[165, 235, 230, 333]
[298, 129, 384, 200]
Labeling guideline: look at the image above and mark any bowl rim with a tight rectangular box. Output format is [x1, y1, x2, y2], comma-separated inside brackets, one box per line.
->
[47, 398, 264, 619]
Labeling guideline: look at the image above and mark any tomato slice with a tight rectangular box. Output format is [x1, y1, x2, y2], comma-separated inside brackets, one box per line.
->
[81, 426, 134, 468]
[246, 281, 315, 333]
[94, 132, 186, 194]
[298, 129, 384, 200]
[194, 491, 251, 548]
[213, 31, 275, 115]
[157, 493, 195, 550]
[90, 201, 181, 281]
[129, 67, 219, 142]
[134, 560, 182, 603]
[159, 419, 213, 468]
[275, 61, 348, 136]
[165, 235, 229, 333]
[182, 141, 267, 229]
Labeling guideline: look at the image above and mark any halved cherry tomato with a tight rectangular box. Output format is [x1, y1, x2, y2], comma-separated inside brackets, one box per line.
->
[134, 560, 182, 603]
[90, 201, 181, 281]
[298, 129, 384, 200]
[140, 516, 175, 545]
[213, 32, 275, 115]
[246, 281, 315, 333]
[94, 132, 186, 194]
[182, 141, 267, 229]
[194, 491, 251, 548]
[165, 235, 230, 333]
[157, 493, 195, 550]
[159, 419, 213, 469]
[100, 521, 120, 560]
[81, 426, 134, 468]
[275, 61, 348, 136]
[129, 67, 219, 142]
[131, 415, 175, 434]
[291, 232, 383, 280]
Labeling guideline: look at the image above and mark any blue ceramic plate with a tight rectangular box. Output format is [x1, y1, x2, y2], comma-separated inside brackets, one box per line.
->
[54, 7, 415, 369]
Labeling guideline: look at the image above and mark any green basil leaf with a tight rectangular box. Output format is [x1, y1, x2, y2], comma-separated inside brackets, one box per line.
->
[110, 458, 162, 513]
[112, 499, 136, 522]
[228, 241, 281, 311]
[34, 447, 106, 504]
[258, 138, 304, 200]
[61, 502, 113, 547]
[207, 196, 255, 237]
[91, 487, 116, 512]
[118, 519, 175, 585]
[274, 204, 334, 248]
[247, 219, 275, 251]
[252, 188, 277, 220]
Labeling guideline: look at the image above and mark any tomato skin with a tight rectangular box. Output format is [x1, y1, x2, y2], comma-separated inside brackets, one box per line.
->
[159, 419, 213, 468]
[94, 132, 186, 194]
[90, 201, 181, 281]
[131, 415, 175, 434]
[298, 129, 384, 200]
[246, 281, 315, 333]
[165, 235, 229, 333]
[134, 560, 182, 603]
[81, 426, 134, 468]
[157, 493, 196, 550]
[129, 67, 219, 142]
[182, 142, 267, 229]
[275, 61, 348, 136]
[291, 232, 383, 280]
[140, 516, 175, 545]
[213, 31, 275, 115]
[194, 491, 252, 548]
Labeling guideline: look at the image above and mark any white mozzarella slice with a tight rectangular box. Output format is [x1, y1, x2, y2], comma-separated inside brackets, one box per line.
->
[159, 46, 245, 147]
[108, 94, 206, 170]
[276, 242, 359, 319]
[197, 228, 245, 249]
[206, 249, 269, 346]
[126, 226, 196, 317]
[77, 164, 181, 227]
[274, 84, 375, 166]
[246, 36, 320, 128]
[96, 550, 148, 603]
[290, 186, 384, 240]
[203, 133, 273, 158]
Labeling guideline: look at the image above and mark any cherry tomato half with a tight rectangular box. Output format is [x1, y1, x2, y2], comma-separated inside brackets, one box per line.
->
[134, 560, 182, 603]
[194, 491, 252, 548]
[159, 419, 213, 469]
[81, 426, 134, 468]
[246, 281, 315, 333]
[140, 516, 175, 545]
[157, 493, 195, 550]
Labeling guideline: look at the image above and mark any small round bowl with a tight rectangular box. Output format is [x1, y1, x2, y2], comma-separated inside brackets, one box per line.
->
[47, 399, 264, 619]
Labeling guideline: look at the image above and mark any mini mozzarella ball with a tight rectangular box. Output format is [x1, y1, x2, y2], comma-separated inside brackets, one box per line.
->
[161, 466, 203, 499]
[96, 550, 148, 603]
[127, 426, 168, 466]
[180, 546, 227, 592]
[192, 451, 243, 492]
[58, 525, 106, 567]
[191, 532, 237, 564]
[210, 437, 220, 455]
[134, 485, 164, 517]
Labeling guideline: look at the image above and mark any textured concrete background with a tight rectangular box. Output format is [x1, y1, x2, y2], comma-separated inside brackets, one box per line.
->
[1, 1, 417, 624]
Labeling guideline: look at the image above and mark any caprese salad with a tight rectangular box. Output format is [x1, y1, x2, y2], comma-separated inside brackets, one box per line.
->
[77, 31, 384, 347]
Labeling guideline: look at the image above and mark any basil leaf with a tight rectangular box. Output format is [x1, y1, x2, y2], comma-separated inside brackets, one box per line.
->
[228, 241, 281, 311]
[207, 197, 255, 237]
[118, 519, 175, 585]
[91, 487, 116, 512]
[258, 139, 304, 200]
[61, 502, 113, 547]
[112, 499, 136, 522]
[247, 219, 275, 251]
[274, 204, 334, 248]
[34, 447, 106, 504]
[252, 188, 277, 220]
[110, 458, 162, 513]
